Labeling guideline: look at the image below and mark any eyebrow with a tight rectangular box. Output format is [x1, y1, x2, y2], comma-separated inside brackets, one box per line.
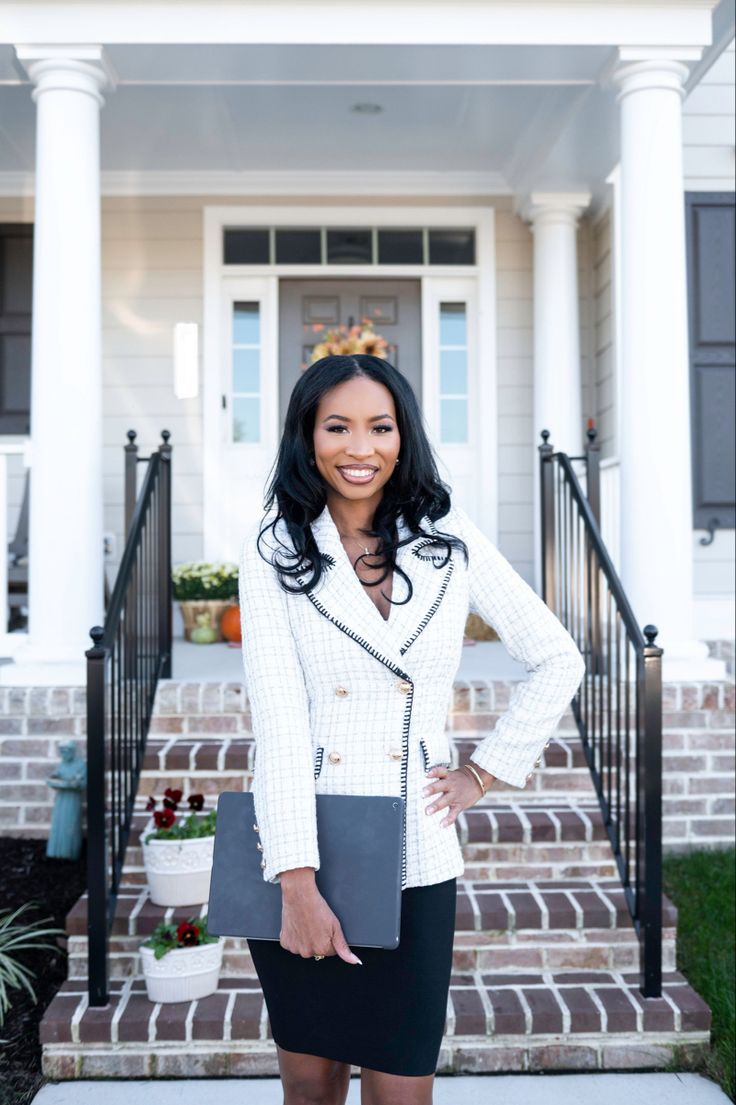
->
[321, 413, 394, 423]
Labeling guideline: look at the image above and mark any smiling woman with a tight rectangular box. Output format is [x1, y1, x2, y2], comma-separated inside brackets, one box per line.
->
[239, 351, 585, 1097]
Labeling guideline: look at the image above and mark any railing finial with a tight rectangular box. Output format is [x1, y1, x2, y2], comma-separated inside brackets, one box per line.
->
[126, 430, 137, 445]
[85, 625, 106, 661]
[160, 429, 171, 444]
[540, 428, 550, 444]
[643, 624, 659, 645]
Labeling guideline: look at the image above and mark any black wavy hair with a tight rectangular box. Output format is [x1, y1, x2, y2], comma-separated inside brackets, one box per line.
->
[256, 353, 468, 608]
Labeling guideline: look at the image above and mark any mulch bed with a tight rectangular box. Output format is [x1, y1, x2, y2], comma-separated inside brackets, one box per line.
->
[0, 836, 87, 1105]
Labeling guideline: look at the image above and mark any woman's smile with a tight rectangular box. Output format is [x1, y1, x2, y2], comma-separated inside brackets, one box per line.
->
[336, 465, 379, 484]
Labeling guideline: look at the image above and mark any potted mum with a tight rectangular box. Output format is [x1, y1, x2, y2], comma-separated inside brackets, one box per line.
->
[141, 789, 217, 906]
[172, 560, 238, 642]
[140, 914, 224, 1003]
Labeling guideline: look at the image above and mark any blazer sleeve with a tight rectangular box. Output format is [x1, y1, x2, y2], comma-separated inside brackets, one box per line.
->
[238, 520, 320, 884]
[449, 503, 586, 788]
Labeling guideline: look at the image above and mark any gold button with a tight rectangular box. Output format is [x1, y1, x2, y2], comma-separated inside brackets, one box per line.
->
[256, 842, 263, 851]
[335, 686, 349, 697]
[328, 751, 342, 765]
[388, 748, 402, 760]
[397, 679, 412, 693]
[252, 822, 260, 832]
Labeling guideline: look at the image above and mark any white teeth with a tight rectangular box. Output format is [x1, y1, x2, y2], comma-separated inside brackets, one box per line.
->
[341, 467, 375, 476]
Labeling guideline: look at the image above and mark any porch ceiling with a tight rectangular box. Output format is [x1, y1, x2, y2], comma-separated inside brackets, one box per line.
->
[0, 34, 724, 200]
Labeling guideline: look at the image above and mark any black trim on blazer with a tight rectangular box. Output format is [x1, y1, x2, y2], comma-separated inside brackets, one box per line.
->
[294, 579, 416, 889]
[295, 517, 455, 889]
[419, 738, 430, 773]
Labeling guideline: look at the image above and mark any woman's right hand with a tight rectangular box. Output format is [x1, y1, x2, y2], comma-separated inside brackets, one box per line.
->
[279, 871, 362, 965]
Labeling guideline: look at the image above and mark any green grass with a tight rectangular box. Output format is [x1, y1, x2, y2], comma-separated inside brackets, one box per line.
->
[662, 846, 735, 1100]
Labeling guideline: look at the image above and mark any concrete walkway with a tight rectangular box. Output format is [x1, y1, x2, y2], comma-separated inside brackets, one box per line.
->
[31, 1072, 731, 1104]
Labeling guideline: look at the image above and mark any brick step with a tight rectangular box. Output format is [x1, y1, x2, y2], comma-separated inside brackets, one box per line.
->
[136, 730, 591, 801]
[121, 800, 617, 885]
[39, 968, 711, 1078]
[65, 877, 678, 979]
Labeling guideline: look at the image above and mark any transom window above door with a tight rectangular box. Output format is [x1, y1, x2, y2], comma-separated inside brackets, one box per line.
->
[223, 227, 476, 266]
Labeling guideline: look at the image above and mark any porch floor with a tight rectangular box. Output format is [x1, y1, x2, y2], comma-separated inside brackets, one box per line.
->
[0, 636, 527, 686]
[173, 637, 528, 682]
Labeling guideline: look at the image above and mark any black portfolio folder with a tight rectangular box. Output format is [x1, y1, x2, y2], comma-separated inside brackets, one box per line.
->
[207, 791, 404, 950]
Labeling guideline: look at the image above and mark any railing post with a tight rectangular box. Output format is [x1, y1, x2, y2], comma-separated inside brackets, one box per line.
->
[124, 430, 138, 538]
[158, 430, 173, 678]
[639, 624, 663, 997]
[86, 625, 109, 1006]
[585, 424, 601, 527]
[539, 430, 556, 610]
[585, 425, 603, 673]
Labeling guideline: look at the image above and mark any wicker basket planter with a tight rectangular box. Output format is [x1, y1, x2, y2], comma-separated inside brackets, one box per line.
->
[178, 599, 233, 642]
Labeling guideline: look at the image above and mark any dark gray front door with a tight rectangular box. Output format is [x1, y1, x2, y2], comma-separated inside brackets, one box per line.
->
[279, 279, 421, 425]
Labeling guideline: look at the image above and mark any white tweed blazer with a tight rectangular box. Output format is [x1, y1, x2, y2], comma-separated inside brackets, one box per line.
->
[238, 500, 585, 889]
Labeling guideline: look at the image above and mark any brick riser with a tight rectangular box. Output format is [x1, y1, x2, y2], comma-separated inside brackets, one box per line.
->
[64, 873, 679, 979]
[67, 927, 679, 981]
[135, 733, 600, 814]
[39, 969, 711, 1079]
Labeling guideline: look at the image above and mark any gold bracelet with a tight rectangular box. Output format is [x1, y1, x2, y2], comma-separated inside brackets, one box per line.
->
[462, 762, 487, 797]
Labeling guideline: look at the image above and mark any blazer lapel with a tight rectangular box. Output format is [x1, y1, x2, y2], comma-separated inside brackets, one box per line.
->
[302, 502, 456, 675]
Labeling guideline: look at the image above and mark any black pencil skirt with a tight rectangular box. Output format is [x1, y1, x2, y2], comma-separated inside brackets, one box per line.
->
[246, 876, 457, 1077]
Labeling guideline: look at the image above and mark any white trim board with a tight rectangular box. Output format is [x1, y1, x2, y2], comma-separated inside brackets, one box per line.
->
[0, 170, 511, 198]
[2, 3, 718, 46]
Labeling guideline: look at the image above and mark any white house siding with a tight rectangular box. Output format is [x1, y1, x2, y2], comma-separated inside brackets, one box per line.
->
[591, 207, 616, 462]
[495, 203, 534, 581]
[683, 38, 736, 191]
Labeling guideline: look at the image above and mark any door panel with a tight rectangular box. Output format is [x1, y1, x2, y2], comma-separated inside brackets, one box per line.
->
[279, 279, 422, 427]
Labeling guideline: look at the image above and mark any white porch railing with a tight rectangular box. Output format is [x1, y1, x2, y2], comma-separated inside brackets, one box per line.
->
[0, 437, 31, 655]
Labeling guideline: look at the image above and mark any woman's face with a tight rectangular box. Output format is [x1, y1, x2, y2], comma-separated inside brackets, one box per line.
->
[312, 376, 401, 508]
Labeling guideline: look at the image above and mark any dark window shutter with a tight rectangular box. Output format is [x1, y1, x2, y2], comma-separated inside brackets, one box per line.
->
[685, 193, 735, 531]
[0, 224, 33, 435]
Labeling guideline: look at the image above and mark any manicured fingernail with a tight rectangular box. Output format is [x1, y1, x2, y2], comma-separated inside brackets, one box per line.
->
[355, 958, 363, 965]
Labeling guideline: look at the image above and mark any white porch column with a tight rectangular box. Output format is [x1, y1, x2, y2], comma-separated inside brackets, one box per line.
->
[516, 191, 590, 592]
[610, 55, 720, 678]
[10, 46, 111, 680]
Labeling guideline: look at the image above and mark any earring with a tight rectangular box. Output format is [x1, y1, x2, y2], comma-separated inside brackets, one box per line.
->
[395, 458, 399, 464]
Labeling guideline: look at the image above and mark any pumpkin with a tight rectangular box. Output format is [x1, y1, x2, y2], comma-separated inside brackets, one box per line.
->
[220, 603, 242, 644]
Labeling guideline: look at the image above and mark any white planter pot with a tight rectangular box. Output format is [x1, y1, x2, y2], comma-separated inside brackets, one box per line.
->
[140, 937, 224, 1003]
[140, 818, 215, 906]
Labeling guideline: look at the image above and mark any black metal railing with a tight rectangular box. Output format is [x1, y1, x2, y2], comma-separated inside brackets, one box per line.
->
[86, 430, 173, 1005]
[540, 427, 663, 997]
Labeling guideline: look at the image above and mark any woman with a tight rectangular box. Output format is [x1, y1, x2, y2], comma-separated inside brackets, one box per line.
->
[238, 354, 585, 1104]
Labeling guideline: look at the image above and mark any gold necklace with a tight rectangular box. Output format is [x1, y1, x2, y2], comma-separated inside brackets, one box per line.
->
[338, 531, 375, 558]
